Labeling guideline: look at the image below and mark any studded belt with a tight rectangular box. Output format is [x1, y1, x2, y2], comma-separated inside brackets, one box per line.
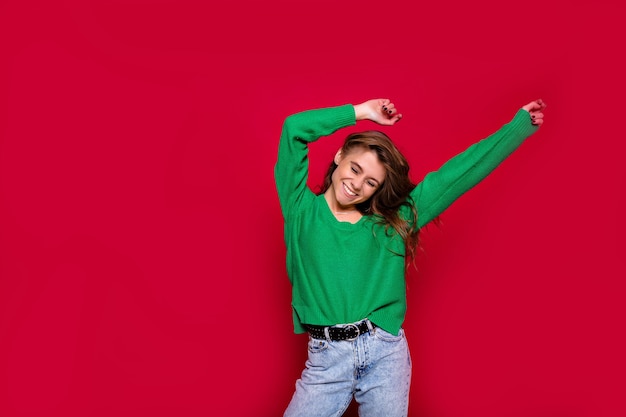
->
[305, 319, 374, 341]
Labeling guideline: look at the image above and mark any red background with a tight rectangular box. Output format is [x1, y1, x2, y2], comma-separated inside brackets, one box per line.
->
[1, 1, 624, 416]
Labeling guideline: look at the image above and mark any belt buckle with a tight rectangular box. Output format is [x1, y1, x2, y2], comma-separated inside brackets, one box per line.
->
[344, 323, 360, 341]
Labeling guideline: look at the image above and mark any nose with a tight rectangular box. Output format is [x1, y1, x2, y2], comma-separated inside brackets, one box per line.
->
[351, 177, 363, 191]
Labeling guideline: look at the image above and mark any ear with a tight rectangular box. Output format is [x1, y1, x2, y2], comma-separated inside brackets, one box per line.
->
[334, 149, 343, 165]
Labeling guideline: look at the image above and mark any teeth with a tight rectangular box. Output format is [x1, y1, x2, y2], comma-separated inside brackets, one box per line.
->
[343, 183, 356, 196]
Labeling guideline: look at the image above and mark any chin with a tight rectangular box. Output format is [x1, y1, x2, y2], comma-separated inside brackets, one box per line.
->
[334, 191, 351, 205]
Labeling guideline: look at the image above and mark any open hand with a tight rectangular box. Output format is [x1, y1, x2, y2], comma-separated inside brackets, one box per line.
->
[354, 99, 403, 126]
[522, 99, 547, 126]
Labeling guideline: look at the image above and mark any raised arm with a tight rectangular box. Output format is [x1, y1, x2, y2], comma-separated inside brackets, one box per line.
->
[274, 105, 356, 220]
[411, 99, 547, 228]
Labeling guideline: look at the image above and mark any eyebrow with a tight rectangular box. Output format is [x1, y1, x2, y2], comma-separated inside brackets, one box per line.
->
[351, 162, 382, 185]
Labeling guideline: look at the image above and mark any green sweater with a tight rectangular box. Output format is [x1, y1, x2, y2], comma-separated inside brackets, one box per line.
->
[275, 104, 537, 335]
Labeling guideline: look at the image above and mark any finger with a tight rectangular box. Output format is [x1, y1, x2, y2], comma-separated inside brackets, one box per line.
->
[391, 113, 403, 124]
[529, 98, 548, 111]
[525, 101, 543, 112]
[533, 99, 548, 111]
[530, 113, 545, 125]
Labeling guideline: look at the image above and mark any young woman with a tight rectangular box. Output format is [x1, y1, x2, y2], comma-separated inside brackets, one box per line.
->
[275, 98, 546, 417]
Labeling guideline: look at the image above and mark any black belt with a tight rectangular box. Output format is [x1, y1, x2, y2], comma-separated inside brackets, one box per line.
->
[305, 320, 374, 341]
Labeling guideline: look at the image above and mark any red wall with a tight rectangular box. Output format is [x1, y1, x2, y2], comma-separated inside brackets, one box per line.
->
[1, 1, 624, 416]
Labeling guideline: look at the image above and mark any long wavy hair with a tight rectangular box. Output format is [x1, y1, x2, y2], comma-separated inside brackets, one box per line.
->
[318, 130, 420, 262]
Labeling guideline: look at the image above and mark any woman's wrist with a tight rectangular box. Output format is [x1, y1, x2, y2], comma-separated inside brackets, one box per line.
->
[353, 103, 371, 121]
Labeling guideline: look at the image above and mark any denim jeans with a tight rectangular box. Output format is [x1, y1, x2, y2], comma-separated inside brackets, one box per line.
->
[284, 323, 411, 417]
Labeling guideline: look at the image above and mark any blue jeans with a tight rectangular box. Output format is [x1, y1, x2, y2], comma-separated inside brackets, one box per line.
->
[284, 322, 412, 417]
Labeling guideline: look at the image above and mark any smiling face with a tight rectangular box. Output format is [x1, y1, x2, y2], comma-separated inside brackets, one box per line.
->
[324, 146, 387, 211]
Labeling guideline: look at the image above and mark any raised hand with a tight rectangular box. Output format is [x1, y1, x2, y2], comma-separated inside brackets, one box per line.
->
[522, 99, 547, 126]
[354, 99, 403, 126]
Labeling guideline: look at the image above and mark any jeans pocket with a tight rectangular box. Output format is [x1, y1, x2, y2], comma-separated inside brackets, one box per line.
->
[307, 337, 330, 353]
[374, 327, 405, 342]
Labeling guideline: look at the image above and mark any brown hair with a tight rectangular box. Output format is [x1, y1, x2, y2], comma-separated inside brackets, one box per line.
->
[318, 130, 420, 262]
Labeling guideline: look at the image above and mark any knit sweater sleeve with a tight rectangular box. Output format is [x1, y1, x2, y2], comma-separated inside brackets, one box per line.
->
[411, 109, 539, 228]
[274, 104, 356, 220]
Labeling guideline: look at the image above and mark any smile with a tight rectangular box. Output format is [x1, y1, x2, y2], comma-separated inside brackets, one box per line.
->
[343, 183, 357, 197]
